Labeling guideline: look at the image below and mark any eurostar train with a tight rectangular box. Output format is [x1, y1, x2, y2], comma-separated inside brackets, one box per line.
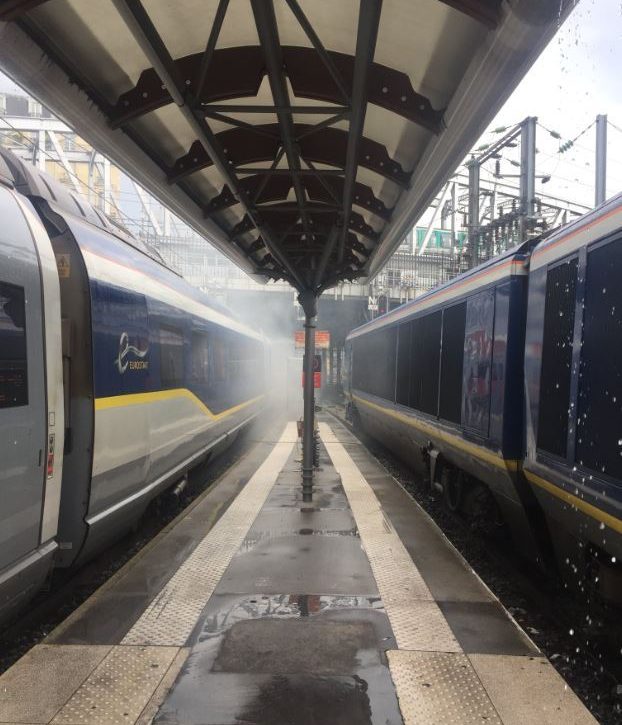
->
[0, 149, 265, 623]
[346, 193, 622, 600]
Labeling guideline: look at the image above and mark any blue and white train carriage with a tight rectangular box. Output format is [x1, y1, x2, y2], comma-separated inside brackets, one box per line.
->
[347, 193, 622, 597]
[0, 148, 266, 622]
[345, 242, 546, 563]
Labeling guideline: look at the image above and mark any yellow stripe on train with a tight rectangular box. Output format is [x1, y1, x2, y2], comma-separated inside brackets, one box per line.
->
[353, 393, 622, 532]
[95, 389, 263, 421]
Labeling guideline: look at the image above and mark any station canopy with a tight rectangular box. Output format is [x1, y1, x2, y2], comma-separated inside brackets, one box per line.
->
[0, 0, 571, 293]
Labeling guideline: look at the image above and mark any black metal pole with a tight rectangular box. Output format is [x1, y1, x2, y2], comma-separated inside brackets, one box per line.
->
[299, 290, 317, 502]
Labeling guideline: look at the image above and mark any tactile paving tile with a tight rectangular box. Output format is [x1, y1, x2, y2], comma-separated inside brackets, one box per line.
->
[123, 422, 297, 646]
[387, 602, 461, 652]
[0, 644, 111, 724]
[387, 650, 502, 725]
[320, 423, 461, 654]
[51, 646, 179, 725]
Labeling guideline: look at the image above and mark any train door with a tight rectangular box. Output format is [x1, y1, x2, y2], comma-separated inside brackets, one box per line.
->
[0, 189, 47, 572]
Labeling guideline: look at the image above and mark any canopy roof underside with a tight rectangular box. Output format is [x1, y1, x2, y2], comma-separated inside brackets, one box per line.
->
[0, 0, 572, 291]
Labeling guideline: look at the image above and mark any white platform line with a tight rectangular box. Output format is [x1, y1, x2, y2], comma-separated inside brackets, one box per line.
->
[122, 422, 298, 647]
[319, 422, 460, 653]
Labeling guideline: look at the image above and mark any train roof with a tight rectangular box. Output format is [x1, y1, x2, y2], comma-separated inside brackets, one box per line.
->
[0, 147, 172, 270]
[347, 239, 534, 341]
[530, 191, 622, 271]
[0, 154, 14, 188]
[0, 148, 260, 339]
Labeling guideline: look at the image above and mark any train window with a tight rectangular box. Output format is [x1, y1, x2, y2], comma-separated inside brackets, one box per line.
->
[0, 282, 28, 408]
[537, 257, 578, 458]
[576, 238, 622, 479]
[409, 311, 441, 416]
[191, 331, 209, 383]
[211, 331, 228, 385]
[462, 290, 494, 434]
[352, 326, 396, 401]
[395, 323, 411, 406]
[160, 326, 184, 388]
[439, 302, 466, 424]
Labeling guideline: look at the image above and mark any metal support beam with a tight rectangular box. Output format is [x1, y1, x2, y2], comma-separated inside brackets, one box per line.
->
[450, 182, 457, 253]
[36, 128, 46, 171]
[283, 0, 350, 102]
[201, 104, 349, 114]
[418, 182, 451, 255]
[133, 179, 163, 235]
[595, 113, 607, 207]
[251, 0, 311, 242]
[298, 290, 318, 501]
[467, 158, 480, 266]
[314, 224, 340, 289]
[111, 0, 304, 289]
[47, 130, 83, 196]
[338, 0, 383, 262]
[519, 115, 536, 239]
[195, 0, 230, 100]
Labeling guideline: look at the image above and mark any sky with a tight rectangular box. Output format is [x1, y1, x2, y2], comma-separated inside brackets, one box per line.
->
[474, 0, 622, 206]
[1, 0, 620, 211]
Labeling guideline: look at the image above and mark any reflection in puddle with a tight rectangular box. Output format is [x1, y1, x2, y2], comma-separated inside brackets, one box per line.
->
[199, 594, 384, 642]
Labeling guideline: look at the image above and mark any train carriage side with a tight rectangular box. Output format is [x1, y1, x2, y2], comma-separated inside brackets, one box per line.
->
[346, 244, 545, 563]
[76, 220, 266, 564]
[525, 193, 622, 597]
[0, 158, 64, 622]
[1, 148, 266, 570]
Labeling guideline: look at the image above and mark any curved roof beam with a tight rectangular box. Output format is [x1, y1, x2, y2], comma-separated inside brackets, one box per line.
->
[168, 125, 410, 187]
[231, 206, 378, 243]
[204, 174, 392, 221]
[111, 46, 443, 133]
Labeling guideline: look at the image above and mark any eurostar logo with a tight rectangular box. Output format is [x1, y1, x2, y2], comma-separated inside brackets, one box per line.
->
[115, 332, 149, 374]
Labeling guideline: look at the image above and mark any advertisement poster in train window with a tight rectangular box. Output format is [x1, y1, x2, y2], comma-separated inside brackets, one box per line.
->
[462, 290, 494, 435]
[0, 282, 28, 408]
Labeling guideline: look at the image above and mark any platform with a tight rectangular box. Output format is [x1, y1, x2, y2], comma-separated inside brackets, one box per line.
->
[0, 416, 595, 725]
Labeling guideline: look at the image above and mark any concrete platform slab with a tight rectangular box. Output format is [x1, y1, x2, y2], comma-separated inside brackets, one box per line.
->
[154, 671, 402, 725]
[50, 646, 179, 725]
[0, 417, 596, 725]
[0, 645, 110, 724]
[439, 600, 539, 656]
[468, 653, 597, 725]
[218, 533, 378, 595]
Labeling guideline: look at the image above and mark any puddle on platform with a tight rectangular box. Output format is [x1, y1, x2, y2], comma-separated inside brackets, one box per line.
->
[197, 594, 384, 643]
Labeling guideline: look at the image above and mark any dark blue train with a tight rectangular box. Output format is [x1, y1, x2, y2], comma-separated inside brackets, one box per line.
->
[0, 149, 266, 623]
[346, 194, 622, 601]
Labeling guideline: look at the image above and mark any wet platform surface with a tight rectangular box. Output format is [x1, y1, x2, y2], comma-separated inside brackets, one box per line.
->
[0, 416, 596, 724]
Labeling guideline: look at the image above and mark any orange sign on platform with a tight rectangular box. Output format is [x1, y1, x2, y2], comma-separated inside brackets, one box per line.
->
[302, 354, 322, 389]
[294, 330, 330, 349]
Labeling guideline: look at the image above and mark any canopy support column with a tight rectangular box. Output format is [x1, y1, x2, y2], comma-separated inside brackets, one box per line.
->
[299, 290, 318, 502]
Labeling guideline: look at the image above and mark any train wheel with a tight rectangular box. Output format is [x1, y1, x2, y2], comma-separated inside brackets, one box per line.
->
[443, 469, 464, 513]
[463, 481, 504, 536]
